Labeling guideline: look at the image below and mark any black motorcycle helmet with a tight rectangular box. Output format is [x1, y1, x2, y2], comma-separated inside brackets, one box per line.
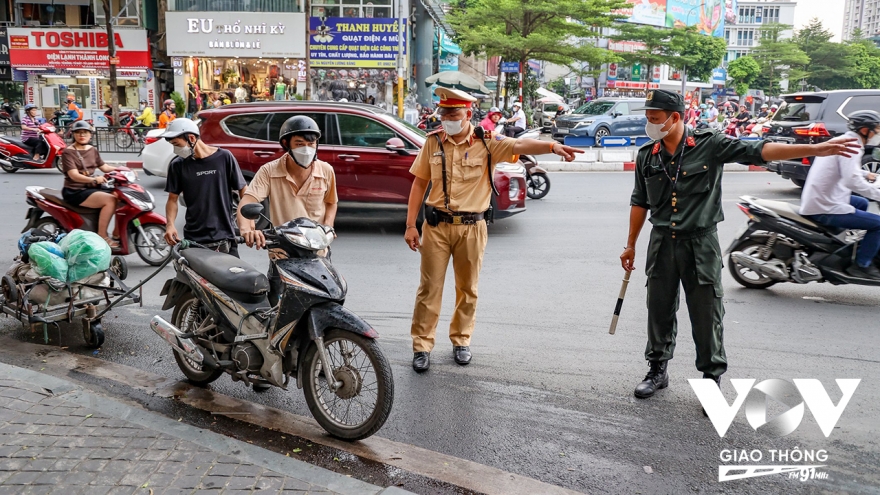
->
[847, 110, 880, 135]
[278, 115, 321, 150]
[70, 120, 93, 133]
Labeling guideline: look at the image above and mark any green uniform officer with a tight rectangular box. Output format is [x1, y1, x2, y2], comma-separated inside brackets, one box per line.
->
[620, 90, 861, 403]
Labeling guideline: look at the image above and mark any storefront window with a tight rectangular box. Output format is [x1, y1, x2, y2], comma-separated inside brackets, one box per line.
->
[168, 0, 302, 12]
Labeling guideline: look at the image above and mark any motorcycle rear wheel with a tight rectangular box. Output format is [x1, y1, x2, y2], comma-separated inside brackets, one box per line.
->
[171, 297, 223, 386]
[301, 329, 393, 441]
[1, 162, 17, 173]
[527, 172, 551, 199]
[54, 157, 63, 173]
[115, 131, 133, 149]
[728, 238, 779, 289]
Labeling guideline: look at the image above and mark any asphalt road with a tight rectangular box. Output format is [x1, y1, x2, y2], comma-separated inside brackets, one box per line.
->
[1, 168, 879, 494]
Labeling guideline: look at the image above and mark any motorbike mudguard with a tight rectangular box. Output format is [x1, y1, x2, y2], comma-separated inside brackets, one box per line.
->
[21, 208, 43, 233]
[133, 210, 167, 226]
[306, 302, 378, 340]
[160, 278, 192, 311]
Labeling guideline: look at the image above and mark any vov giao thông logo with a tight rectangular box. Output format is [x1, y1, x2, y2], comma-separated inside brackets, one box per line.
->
[689, 378, 860, 482]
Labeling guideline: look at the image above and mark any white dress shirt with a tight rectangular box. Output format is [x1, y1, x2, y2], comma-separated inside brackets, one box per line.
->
[800, 131, 880, 215]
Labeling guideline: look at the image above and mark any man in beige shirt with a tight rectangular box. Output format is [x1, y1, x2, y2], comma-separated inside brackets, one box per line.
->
[237, 115, 338, 303]
[404, 87, 583, 372]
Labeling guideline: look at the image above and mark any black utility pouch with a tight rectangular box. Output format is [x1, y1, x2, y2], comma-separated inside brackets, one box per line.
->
[424, 205, 440, 227]
[485, 204, 495, 224]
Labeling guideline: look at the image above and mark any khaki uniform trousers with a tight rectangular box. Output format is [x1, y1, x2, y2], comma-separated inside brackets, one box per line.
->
[411, 220, 488, 352]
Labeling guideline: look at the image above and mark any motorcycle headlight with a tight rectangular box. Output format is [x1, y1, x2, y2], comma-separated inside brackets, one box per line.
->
[129, 197, 151, 211]
[284, 225, 333, 251]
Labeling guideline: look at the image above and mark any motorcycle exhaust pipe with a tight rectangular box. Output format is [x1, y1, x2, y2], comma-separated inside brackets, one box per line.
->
[150, 315, 205, 364]
[0, 158, 12, 168]
[730, 252, 788, 280]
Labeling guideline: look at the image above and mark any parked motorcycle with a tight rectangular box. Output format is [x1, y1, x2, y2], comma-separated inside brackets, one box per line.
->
[104, 106, 139, 148]
[151, 203, 393, 440]
[0, 102, 20, 125]
[21, 167, 171, 266]
[727, 195, 880, 288]
[519, 154, 551, 199]
[0, 122, 66, 173]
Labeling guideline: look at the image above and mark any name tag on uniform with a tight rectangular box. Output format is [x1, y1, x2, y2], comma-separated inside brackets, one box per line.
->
[432, 151, 443, 156]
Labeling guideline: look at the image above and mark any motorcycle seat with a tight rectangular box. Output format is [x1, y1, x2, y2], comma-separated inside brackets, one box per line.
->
[181, 248, 269, 304]
[1, 136, 34, 154]
[38, 188, 100, 216]
[750, 198, 845, 234]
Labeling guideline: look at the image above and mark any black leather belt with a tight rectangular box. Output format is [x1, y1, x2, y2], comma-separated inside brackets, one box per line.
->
[436, 210, 485, 225]
[654, 225, 717, 240]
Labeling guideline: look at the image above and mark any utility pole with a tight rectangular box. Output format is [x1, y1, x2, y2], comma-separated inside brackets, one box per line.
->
[304, 0, 312, 100]
[397, 0, 404, 117]
[102, 0, 119, 126]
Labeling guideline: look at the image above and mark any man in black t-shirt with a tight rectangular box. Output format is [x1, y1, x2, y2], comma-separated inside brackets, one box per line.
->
[162, 118, 247, 257]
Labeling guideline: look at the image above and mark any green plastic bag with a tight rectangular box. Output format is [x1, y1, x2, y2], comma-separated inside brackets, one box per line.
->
[28, 242, 69, 282]
[59, 230, 111, 282]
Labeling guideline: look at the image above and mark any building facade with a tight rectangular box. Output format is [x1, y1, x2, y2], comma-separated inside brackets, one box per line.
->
[722, 0, 797, 67]
[843, 0, 880, 41]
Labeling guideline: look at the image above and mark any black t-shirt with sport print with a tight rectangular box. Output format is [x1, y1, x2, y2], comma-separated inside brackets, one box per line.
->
[165, 148, 247, 244]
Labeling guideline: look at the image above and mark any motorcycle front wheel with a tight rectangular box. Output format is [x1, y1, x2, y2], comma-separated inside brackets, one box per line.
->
[301, 328, 394, 441]
[133, 223, 171, 266]
[728, 238, 779, 289]
[527, 172, 551, 199]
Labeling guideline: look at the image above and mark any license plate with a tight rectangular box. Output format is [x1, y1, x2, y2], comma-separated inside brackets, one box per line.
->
[133, 219, 141, 228]
[557, 129, 569, 134]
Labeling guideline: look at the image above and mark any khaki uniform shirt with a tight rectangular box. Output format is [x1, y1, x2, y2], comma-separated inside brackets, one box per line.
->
[630, 128, 767, 232]
[245, 155, 338, 226]
[410, 127, 519, 213]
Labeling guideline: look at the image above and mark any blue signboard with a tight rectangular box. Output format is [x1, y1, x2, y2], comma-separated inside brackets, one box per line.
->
[712, 67, 727, 85]
[501, 62, 520, 73]
[309, 17, 406, 68]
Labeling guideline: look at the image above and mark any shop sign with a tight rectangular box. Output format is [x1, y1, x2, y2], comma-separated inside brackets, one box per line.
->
[309, 17, 406, 68]
[8, 28, 150, 69]
[0, 28, 10, 81]
[166, 12, 306, 58]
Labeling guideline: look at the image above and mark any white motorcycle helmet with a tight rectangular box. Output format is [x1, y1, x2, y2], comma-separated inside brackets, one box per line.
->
[159, 118, 200, 140]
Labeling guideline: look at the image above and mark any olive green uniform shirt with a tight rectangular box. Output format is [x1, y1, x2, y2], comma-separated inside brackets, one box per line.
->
[630, 129, 768, 231]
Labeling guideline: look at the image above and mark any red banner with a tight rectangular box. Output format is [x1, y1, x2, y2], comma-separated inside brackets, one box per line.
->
[8, 28, 150, 70]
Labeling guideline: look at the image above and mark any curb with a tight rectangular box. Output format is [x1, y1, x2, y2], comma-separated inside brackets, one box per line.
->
[537, 161, 767, 172]
[0, 361, 410, 495]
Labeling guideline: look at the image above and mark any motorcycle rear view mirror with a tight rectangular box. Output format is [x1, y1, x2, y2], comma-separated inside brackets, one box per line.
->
[240, 203, 265, 220]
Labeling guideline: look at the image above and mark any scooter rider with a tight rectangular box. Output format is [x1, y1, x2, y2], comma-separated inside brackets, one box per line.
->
[21, 104, 48, 162]
[237, 115, 338, 304]
[162, 118, 248, 257]
[800, 110, 880, 279]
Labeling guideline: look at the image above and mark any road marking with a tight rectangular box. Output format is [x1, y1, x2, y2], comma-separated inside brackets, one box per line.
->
[0, 337, 582, 495]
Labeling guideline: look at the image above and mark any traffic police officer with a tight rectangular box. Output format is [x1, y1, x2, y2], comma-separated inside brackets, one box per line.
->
[405, 87, 581, 372]
[620, 89, 859, 402]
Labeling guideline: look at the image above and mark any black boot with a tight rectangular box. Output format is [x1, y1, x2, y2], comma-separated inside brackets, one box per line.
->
[412, 352, 430, 372]
[702, 374, 721, 417]
[453, 346, 471, 365]
[634, 361, 668, 399]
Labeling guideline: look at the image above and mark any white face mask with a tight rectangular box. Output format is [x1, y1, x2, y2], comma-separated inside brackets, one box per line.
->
[173, 145, 193, 159]
[868, 131, 880, 147]
[290, 146, 317, 168]
[441, 119, 466, 136]
[139, 104, 146, 110]
[645, 114, 674, 141]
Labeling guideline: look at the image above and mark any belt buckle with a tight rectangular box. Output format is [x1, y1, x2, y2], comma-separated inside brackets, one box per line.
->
[452, 215, 463, 225]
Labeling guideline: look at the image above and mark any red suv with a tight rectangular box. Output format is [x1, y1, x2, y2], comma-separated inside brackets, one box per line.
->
[195, 102, 527, 219]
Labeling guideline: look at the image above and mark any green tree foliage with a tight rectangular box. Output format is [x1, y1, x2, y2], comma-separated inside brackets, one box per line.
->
[727, 56, 760, 96]
[750, 23, 810, 94]
[448, 0, 628, 101]
[668, 26, 728, 83]
[847, 40, 880, 90]
[609, 24, 682, 90]
[794, 18, 856, 90]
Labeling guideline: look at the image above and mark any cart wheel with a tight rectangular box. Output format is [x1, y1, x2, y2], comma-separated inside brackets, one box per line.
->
[110, 256, 128, 280]
[1, 275, 18, 305]
[83, 321, 105, 349]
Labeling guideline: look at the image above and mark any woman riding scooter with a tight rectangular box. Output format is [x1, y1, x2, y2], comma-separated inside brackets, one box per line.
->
[60, 120, 133, 248]
[479, 107, 502, 131]
[20, 104, 48, 162]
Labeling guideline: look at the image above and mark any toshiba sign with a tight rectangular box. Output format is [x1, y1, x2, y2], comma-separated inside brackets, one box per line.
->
[8, 28, 150, 69]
